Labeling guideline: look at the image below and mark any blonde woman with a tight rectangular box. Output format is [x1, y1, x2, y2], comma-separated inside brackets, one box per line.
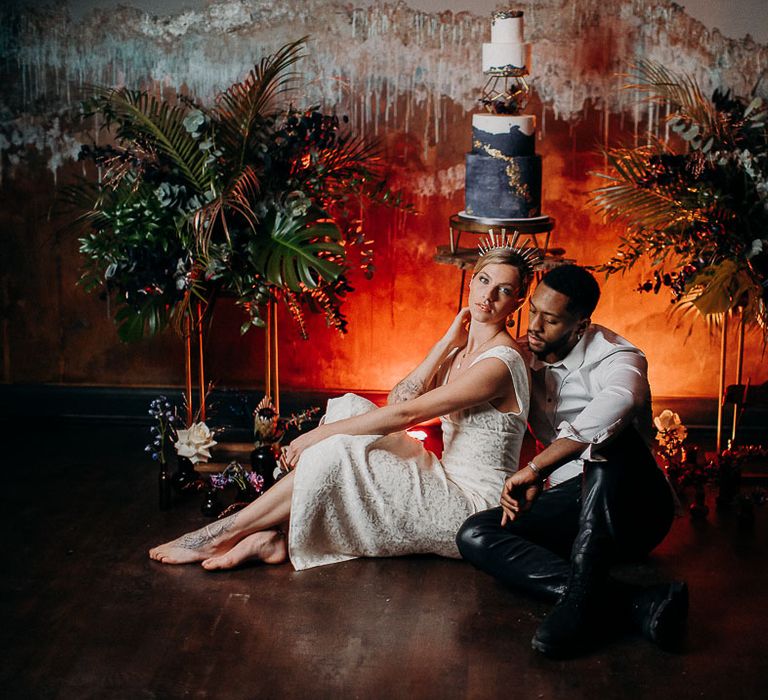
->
[150, 246, 536, 571]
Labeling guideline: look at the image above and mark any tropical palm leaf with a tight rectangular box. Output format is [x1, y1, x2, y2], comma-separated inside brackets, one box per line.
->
[680, 260, 767, 326]
[591, 148, 699, 230]
[625, 60, 718, 135]
[215, 38, 306, 169]
[57, 178, 109, 234]
[309, 134, 381, 190]
[190, 164, 262, 256]
[93, 87, 215, 193]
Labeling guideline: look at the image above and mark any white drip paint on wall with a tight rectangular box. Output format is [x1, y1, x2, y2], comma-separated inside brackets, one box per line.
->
[1, 0, 766, 186]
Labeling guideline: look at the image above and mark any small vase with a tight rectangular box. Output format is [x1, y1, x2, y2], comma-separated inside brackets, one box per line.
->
[201, 488, 223, 518]
[250, 445, 277, 492]
[716, 462, 741, 509]
[736, 495, 755, 530]
[171, 455, 200, 493]
[689, 484, 709, 518]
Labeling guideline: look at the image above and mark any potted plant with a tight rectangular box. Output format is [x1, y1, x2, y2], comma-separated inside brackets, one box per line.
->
[64, 38, 406, 342]
[590, 60, 768, 339]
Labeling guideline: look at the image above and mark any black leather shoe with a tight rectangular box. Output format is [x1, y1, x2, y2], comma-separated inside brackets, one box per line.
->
[531, 597, 600, 657]
[531, 562, 606, 657]
[629, 581, 689, 650]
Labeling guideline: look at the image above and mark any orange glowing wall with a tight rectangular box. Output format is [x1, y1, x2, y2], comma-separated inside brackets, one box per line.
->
[2, 1, 766, 402]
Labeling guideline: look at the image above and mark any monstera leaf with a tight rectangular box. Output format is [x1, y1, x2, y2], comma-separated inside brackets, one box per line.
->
[114, 298, 172, 343]
[250, 210, 345, 292]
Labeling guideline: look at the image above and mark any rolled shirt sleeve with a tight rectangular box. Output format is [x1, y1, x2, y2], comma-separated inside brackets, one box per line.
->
[555, 350, 649, 461]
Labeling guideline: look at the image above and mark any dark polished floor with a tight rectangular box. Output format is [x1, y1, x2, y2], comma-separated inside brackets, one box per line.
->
[2, 422, 768, 699]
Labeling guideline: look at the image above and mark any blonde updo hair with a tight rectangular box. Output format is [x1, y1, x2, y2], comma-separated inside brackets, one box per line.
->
[472, 248, 536, 300]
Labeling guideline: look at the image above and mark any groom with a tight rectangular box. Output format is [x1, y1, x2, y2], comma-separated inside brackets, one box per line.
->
[457, 264, 688, 657]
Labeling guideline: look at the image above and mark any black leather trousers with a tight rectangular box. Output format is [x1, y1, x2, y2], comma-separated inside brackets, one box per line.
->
[456, 428, 675, 602]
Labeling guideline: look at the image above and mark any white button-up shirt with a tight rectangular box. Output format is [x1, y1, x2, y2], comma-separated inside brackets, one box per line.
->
[527, 325, 653, 486]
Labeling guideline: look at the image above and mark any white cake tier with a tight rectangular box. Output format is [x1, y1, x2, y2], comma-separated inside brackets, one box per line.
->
[482, 43, 531, 74]
[472, 114, 536, 137]
[491, 12, 524, 44]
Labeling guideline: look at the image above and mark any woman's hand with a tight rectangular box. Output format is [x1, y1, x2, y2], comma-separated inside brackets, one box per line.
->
[499, 467, 543, 526]
[281, 425, 330, 469]
[442, 307, 471, 351]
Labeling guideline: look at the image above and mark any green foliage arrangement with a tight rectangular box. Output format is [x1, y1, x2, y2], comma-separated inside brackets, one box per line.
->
[591, 61, 768, 339]
[64, 39, 404, 341]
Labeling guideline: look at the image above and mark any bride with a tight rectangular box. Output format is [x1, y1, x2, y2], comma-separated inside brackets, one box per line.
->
[149, 245, 535, 571]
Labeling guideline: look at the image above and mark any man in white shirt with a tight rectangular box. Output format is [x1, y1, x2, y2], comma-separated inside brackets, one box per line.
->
[457, 264, 687, 657]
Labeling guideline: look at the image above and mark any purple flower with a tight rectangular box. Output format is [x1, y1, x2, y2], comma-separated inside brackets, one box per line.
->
[247, 472, 265, 493]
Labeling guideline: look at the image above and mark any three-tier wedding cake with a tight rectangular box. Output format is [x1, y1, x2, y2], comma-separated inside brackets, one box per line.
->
[464, 10, 542, 221]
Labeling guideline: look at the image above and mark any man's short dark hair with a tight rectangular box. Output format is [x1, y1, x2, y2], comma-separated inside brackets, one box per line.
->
[540, 264, 600, 318]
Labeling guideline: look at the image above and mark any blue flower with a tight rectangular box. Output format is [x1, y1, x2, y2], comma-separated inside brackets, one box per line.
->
[210, 473, 228, 489]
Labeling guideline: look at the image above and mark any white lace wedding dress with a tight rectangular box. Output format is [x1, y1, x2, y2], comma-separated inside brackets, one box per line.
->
[288, 346, 530, 570]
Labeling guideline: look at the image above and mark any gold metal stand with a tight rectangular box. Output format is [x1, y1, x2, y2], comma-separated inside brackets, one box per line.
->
[181, 299, 280, 423]
[264, 299, 280, 414]
[717, 308, 748, 452]
[447, 213, 555, 254]
[182, 303, 207, 425]
[716, 313, 728, 453]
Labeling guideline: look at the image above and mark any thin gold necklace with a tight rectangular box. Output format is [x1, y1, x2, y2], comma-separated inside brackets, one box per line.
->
[456, 331, 503, 370]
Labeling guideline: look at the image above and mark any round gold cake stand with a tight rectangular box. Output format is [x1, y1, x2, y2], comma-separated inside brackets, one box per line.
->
[447, 213, 556, 253]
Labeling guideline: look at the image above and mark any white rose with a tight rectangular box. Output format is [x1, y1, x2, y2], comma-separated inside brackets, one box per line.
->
[175, 421, 218, 464]
[654, 409, 687, 441]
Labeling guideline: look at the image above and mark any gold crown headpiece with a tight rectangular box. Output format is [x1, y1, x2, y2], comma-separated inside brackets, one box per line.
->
[477, 231, 542, 278]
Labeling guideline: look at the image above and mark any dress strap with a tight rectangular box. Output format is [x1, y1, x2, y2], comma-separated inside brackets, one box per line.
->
[469, 345, 530, 414]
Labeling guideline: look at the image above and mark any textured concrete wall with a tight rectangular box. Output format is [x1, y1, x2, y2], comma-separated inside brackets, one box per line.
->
[2, 0, 767, 398]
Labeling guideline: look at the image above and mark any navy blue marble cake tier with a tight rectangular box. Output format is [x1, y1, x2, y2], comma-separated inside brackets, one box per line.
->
[471, 124, 535, 157]
[464, 114, 541, 219]
[465, 151, 542, 219]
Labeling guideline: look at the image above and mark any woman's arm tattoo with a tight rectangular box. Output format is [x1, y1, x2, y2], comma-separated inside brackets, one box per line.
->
[389, 378, 426, 404]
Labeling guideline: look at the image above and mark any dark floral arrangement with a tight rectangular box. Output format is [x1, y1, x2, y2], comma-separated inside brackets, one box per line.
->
[591, 61, 768, 339]
[253, 395, 319, 448]
[708, 444, 768, 505]
[64, 39, 408, 342]
[147, 391, 321, 515]
[654, 408, 768, 516]
[653, 409, 717, 494]
[146, 392, 219, 467]
[210, 461, 265, 495]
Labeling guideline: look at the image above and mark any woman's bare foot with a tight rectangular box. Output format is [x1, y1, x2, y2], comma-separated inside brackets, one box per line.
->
[201, 530, 287, 570]
[149, 514, 240, 565]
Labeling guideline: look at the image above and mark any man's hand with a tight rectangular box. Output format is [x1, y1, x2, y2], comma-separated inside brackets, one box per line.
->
[500, 466, 543, 526]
